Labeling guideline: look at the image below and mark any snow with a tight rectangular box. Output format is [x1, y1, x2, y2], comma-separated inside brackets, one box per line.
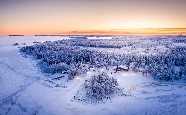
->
[0, 35, 186, 115]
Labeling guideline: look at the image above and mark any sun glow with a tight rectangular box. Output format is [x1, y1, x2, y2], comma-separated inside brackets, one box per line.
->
[108, 20, 166, 29]
[1, 0, 186, 35]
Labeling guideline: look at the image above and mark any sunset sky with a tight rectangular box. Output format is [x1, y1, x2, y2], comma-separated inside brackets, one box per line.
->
[1, 0, 186, 35]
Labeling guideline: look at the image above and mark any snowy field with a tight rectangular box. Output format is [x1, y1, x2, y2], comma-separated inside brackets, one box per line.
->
[0, 35, 186, 115]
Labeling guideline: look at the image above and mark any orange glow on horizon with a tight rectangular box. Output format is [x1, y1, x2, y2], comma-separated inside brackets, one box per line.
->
[1, 27, 186, 35]
[1, 0, 186, 35]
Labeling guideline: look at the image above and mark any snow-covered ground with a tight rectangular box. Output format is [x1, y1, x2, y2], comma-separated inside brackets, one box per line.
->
[0, 36, 186, 115]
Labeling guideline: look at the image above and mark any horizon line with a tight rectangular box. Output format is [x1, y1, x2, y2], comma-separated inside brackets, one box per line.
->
[1, 28, 186, 36]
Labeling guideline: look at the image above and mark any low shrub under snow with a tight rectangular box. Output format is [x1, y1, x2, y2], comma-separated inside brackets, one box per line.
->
[74, 72, 126, 103]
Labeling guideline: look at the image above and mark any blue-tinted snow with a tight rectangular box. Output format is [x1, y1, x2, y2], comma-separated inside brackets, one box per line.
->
[0, 35, 186, 115]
